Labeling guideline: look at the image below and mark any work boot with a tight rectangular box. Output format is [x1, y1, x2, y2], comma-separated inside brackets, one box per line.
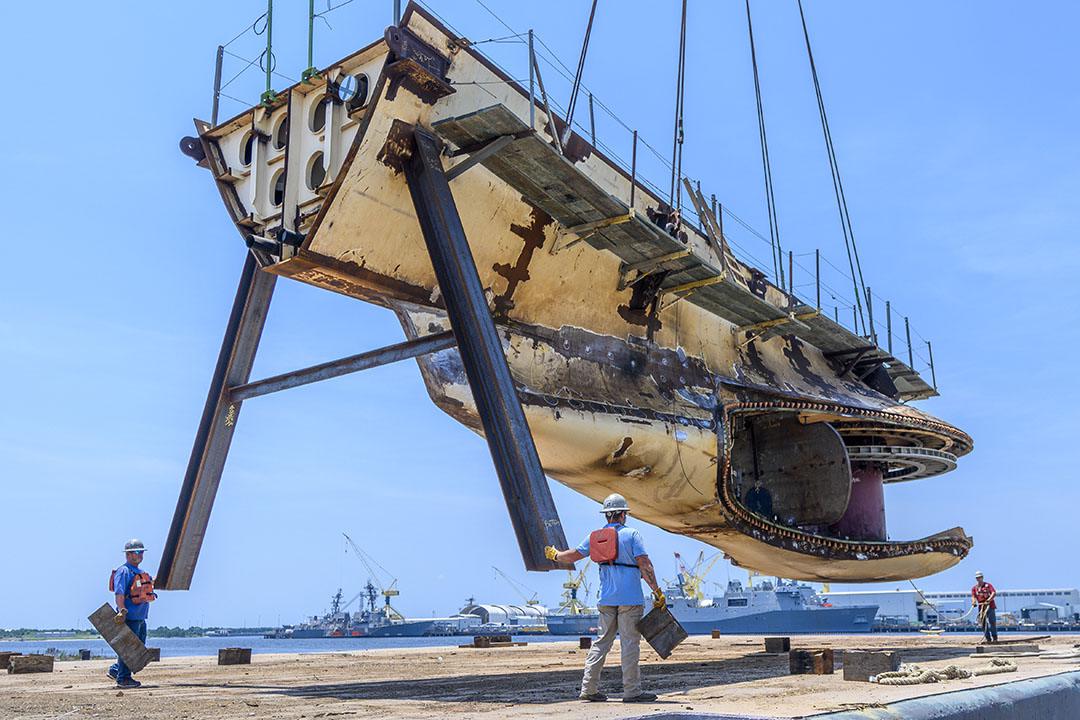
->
[623, 692, 658, 703]
[579, 692, 607, 702]
[107, 667, 118, 681]
[116, 678, 142, 689]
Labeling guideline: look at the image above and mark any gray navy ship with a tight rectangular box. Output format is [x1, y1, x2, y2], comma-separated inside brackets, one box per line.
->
[667, 578, 878, 634]
[272, 584, 438, 638]
[548, 553, 878, 635]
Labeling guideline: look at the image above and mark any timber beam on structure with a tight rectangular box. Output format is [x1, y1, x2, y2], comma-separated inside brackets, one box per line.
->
[228, 331, 457, 402]
[403, 125, 570, 572]
[158, 252, 276, 590]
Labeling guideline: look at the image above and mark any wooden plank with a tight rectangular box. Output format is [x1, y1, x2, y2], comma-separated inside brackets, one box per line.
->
[8, 655, 54, 674]
[0, 652, 22, 670]
[88, 603, 154, 675]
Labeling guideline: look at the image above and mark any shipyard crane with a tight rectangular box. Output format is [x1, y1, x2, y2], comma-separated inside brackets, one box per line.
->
[558, 560, 592, 615]
[343, 533, 404, 620]
[674, 551, 723, 601]
[492, 566, 542, 606]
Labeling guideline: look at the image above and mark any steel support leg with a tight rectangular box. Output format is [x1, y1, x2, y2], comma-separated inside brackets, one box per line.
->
[404, 126, 569, 571]
[157, 252, 277, 589]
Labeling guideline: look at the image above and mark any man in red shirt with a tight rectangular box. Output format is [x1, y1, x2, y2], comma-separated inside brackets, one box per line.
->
[971, 571, 998, 643]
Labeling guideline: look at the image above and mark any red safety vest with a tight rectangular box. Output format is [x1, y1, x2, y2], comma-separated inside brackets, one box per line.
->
[110, 569, 158, 605]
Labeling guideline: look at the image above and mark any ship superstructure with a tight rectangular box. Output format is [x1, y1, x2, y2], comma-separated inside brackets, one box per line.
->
[160, 2, 972, 592]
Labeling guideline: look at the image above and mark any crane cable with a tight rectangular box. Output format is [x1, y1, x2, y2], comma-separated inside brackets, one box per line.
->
[669, 0, 688, 212]
[797, 0, 867, 334]
[561, 0, 599, 149]
[744, 0, 785, 288]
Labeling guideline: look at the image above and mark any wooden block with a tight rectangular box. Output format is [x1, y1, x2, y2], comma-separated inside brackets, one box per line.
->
[711, 630, 721, 639]
[78, 649, 92, 661]
[579, 636, 592, 649]
[843, 650, 900, 682]
[87, 603, 154, 674]
[789, 648, 834, 675]
[0, 652, 22, 670]
[8, 655, 54, 674]
[217, 647, 252, 665]
[472, 636, 491, 648]
[765, 637, 791, 653]
[147, 647, 161, 662]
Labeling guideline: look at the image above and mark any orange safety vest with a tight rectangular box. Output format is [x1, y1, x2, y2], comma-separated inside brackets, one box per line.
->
[109, 569, 158, 605]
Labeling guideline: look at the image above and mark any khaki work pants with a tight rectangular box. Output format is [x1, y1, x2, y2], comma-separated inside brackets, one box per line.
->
[580, 604, 643, 699]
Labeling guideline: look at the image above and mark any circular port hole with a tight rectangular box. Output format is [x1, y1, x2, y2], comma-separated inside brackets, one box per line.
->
[307, 151, 326, 190]
[272, 114, 288, 150]
[271, 169, 286, 206]
[239, 131, 254, 166]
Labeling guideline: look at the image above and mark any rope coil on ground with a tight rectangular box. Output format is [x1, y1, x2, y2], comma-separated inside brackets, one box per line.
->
[872, 659, 1017, 685]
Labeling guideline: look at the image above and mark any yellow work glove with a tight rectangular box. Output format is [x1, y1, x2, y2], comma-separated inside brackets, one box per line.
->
[113, 608, 128, 625]
[544, 545, 559, 562]
[652, 588, 666, 608]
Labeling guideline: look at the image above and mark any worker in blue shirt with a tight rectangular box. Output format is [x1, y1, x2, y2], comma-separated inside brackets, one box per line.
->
[546, 493, 664, 703]
[107, 539, 156, 688]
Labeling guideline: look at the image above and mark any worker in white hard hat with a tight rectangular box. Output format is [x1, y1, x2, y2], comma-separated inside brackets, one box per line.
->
[107, 539, 157, 688]
[971, 571, 998, 643]
[545, 493, 663, 704]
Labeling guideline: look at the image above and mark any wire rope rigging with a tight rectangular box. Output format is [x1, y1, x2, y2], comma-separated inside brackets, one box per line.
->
[669, 0, 689, 213]
[797, 0, 867, 334]
[744, 0, 784, 288]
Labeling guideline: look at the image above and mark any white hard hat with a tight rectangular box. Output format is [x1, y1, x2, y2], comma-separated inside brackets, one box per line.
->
[124, 539, 147, 553]
[974, 570, 984, 577]
[600, 493, 630, 514]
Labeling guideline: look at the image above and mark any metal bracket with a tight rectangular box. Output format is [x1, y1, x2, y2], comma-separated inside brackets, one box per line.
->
[737, 311, 820, 348]
[445, 134, 515, 181]
[616, 249, 691, 291]
[825, 345, 876, 377]
[658, 273, 725, 311]
[550, 210, 635, 255]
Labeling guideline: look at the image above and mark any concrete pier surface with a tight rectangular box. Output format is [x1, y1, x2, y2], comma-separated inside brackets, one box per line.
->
[3, 635, 1077, 719]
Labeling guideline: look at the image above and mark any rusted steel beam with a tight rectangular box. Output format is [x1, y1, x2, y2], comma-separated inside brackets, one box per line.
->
[228, 331, 457, 401]
[404, 126, 569, 572]
[158, 253, 276, 590]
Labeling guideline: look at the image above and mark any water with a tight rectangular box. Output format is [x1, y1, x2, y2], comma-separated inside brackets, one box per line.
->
[7, 631, 1075, 660]
[0, 634, 566, 659]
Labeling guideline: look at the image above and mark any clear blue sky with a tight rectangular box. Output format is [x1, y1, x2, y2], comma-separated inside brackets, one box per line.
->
[2, 1, 1077, 629]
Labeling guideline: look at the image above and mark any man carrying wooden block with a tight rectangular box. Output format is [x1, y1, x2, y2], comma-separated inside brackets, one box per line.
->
[106, 539, 157, 688]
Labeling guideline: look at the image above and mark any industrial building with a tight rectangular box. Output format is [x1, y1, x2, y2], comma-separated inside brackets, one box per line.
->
[822, 588, 1080, 625]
